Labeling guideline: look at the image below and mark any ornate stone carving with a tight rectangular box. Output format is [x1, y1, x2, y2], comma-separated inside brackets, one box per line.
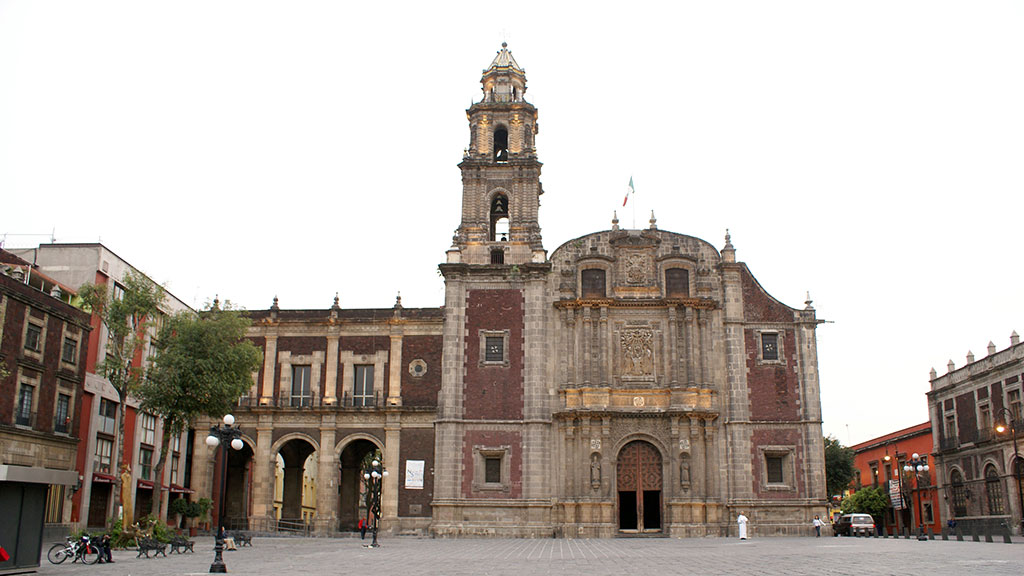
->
[590, 438, 601, 451]
[624, 252, 652, 285]
[620, 329, 654, 376]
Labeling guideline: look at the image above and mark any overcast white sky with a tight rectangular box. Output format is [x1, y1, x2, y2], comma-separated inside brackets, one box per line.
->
[2, 1, 1022, 446]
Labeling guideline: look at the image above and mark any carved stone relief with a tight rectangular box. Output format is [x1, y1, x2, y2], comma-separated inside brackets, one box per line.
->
[623, 252, 653, 285]
[620, 329, 654, 377]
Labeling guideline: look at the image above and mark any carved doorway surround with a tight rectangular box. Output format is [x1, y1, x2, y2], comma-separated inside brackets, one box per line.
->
[617, 440, 662, 532]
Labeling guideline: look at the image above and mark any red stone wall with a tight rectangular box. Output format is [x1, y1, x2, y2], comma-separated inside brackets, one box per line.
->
[751, 428, 805, 498]
[463, 289, 523, 420]
[740, 266, 793, 323]
[461, 429, 522, 499]
[401, 335, 442, 407]
[745, 329, 800, 421]
[398, 428, 435, 516]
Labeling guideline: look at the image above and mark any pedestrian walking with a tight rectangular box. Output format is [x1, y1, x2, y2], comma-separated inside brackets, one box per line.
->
[737, 512, 749, 540]
[359, 517, 367, 540]
[812, 515, 823, 537]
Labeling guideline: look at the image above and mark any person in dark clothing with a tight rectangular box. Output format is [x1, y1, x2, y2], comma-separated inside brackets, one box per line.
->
[359, 518, 367, 540]
[96, 533, 113, 563]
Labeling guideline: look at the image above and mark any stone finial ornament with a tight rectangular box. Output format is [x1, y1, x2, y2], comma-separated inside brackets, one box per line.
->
[649, 211, 657, 230]
[966, 350, 975, 364]
[947, 359, 955, 373]
[804, 292, 814, 310]
[721, 229, 736, 263]
[612, 211, 619, 231]
[1012, 331, 1020, 346]
[987, 341, 996, 356]
[332, 293, 340, 310]
[929, 367, 937, 380]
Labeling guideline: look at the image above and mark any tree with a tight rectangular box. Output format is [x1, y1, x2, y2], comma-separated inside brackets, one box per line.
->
[78, 270, 165, 526]
[840, 486, 889, 522]
[139, 303, 263, 517]
[824, 435, 855, 500]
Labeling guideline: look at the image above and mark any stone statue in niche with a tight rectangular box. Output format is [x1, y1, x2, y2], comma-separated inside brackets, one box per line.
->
[590, 454, 601, 487]
[680, 456, 691, 486]
[620, 329, 654, 376]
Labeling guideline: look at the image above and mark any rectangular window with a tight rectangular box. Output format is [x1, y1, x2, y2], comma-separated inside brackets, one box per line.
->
[139, 447, 153, 480]
[485, 457, 502, 484]
[170, 454, 180, 482]
[140, 413, 156, 445]
[922, 501, 933, 523]
[1009, 389, 1022, 422]
[95, 437, 113, 474]
[291, 365, 311, 406]
[55, 393, 71, 433]
[870, 465, 879, 487]
[765, 455, 784, 484]
[171, 433, 180, 453]
[945, 413, 957, 444]
[16, 384, 35, 426]
[490, 249, 504, 265]
[25, 323, 43, 351]
[62, 336, 78, 364]
[979, 403, 991, 436]
[353, 365, 374, 407]
[98, 398, 117, 435]
[485, 336, 505, 362]
[761, 333, 779, 361]
[665, 268, 690, 298]
[581, 269, 607, 298]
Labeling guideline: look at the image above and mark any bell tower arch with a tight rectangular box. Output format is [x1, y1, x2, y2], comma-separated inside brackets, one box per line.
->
[448, 42, 545, 266]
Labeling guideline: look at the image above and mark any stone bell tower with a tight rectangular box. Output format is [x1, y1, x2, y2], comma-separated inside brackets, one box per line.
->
[433, 44, 553, 536]
[447, 42, 546, 267]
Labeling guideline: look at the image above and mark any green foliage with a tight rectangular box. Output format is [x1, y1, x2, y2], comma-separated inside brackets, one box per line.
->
[197, 498, 213, 522]
[185, 501, 202, 519]
[169, 497, 190, 517]
[824, 435, 855, 498]
[140, 305, 263, 437]
[840, 486, 889, 520]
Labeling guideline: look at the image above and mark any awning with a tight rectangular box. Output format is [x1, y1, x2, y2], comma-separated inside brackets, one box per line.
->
[0, 464, 79, 486]
[169, 484, 195, 494]
[137, 479, 155, 489]
[92, 472, 116, 484]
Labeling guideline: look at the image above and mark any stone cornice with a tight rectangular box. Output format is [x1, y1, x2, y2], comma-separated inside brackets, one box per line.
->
[554, 297, 717, 310]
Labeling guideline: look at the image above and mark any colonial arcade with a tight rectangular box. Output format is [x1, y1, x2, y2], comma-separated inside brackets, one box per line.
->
[193, 45, 827, 538]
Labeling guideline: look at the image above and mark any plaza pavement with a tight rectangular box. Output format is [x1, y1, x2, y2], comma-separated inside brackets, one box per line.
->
[31, 534, 1022, 576]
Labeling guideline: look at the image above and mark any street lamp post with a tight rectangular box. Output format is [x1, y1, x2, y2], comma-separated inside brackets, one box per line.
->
[995, 407, 1024, 535]
[883, 448, 906, 536]
[362, 458, 388, 548]
[902, 453, 930, 541]
[205, 414, 245, 573]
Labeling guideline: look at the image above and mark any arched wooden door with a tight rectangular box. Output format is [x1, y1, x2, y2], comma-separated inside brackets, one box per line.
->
[617, 440, 662, 532]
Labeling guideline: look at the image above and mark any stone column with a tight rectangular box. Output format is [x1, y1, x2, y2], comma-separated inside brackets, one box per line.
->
[388, 328, 404, 406]
[565, 308, 576, 387]
[599, 306, 609, 386]
[316, 422, 338, 533]
[250, 421, 275, 523]
[260, 331, 278, 405]
[324, 328, 340, 405]
[383, 415, 401, 525]
[668, 306, 680, 386]
[685, 309, 696, 387]
[582, 307, 593, 385]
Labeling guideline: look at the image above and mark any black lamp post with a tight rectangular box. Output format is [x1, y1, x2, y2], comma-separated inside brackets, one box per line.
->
[362, 457, 388, 548]
[995, 407, 1024, 535]
[902, 453, 930, 541]
[205, 414, 244, 573]
[883, 448, 906, 536]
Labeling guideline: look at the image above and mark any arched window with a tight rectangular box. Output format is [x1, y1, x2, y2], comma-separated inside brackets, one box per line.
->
[581, 269, 606, 298]
[950, 469, 968, 517]
[493, 128, 508, 161]
[985, 465, 1004, 515]
[490, 194, 509, 241]
[665, 268, 690, 298]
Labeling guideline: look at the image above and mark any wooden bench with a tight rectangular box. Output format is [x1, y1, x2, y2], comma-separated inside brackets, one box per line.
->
[230, 532, 253, 547]
[169, 535, 194, 554]
[136, 537, 167, 558]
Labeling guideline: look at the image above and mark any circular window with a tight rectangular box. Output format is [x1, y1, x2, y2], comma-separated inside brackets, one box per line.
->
[408, 359, 427, 377]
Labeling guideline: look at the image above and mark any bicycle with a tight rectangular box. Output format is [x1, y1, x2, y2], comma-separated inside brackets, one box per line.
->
[46, 534, 99, 565]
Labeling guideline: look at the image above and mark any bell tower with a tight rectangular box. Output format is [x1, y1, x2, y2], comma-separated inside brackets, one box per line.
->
[447, 42, 545, 266]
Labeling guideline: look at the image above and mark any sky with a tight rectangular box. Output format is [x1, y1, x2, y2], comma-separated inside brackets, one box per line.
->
[2, 1, 1022, 446]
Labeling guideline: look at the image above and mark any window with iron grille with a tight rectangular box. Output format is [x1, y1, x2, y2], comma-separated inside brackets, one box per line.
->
[95, 436, 113, 474]
[485, 457, 502, 484]
[950, 470, 968, 517]
[485, 336, 504, 363]
[985, 465, 1004, 515]
[581, 269, 606, 298]
[140, 447, 153, 480]
[761, 333, 779, 361]
[25, 323, 42, 351]
[16, 384, 34, 426]
[765, 455, 784, 484]
[665, 268, 689, 297]
[353, 365, 374, 407]
[490, 249, 504, 264]
[55, 393, 71, 433]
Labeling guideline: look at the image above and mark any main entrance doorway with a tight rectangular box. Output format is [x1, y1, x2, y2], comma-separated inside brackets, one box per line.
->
[617, 440, 662, 532]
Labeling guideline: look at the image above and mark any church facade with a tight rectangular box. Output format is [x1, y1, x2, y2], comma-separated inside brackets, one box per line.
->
[193, 45, 827, 538]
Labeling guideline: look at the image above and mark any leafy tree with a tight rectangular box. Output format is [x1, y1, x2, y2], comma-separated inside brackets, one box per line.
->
[139, 303, 263, 517]
[824, 435, 855, 499]
[840, 486, 889, 522]
[78, 270, 165, 525]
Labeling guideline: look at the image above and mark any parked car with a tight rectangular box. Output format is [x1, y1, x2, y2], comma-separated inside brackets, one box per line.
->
[833, 513, 875, 536]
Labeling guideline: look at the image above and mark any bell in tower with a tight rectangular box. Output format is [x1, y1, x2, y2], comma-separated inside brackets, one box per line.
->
[448, 43, 546, 267]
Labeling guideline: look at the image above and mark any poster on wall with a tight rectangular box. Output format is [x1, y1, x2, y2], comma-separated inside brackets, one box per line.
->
[405, 460, 424, 489]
